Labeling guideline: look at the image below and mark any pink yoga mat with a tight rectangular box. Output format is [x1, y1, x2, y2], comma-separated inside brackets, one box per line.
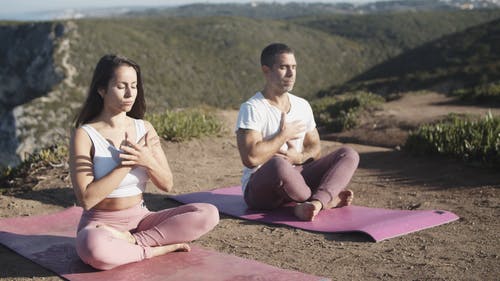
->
[170, 186, 459, 242]
[0, 207, 329, 281]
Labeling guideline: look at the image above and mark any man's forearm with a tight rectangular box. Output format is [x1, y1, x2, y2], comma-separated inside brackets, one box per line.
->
[250, 132, 287, 165]
[237, 129, 288, 168]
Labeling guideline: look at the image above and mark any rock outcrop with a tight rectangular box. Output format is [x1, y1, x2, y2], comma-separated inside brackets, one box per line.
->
[0, 22, 66, 166]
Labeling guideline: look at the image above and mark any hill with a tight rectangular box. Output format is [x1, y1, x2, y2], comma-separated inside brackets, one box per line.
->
[128, 1, 500, 19]
[2, 8, 500, 165]
[68, 16, 367, 109]
[292, 9, 500, 81]
[3, 16, 368, 165]
[325, 17, 500, 99]
[38, 9, 500, 110]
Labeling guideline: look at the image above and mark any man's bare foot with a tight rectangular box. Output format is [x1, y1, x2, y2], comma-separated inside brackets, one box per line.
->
[152, 243, 191, 257]
[325, 189, 354, 209]
[96, 224, 136, 244]
[294, 200, 322, 221]
[337, 189, 354, 208]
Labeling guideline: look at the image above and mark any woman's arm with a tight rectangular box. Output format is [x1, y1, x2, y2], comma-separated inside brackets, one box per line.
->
[69, 128, 132, 211]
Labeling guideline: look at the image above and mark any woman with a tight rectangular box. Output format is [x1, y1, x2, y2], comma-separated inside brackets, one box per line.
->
[70, 54, 219, 270]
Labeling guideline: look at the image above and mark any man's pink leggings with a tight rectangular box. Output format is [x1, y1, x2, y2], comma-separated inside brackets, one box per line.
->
[75, 202, 219, 270]
[244, 146, 359, 209]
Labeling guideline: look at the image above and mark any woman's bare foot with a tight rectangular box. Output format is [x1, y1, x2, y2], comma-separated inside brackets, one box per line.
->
[152, 243, 191, 257]
[294, 200, 322, 221]
[325, 189, 354, 209]
[96, 224, 136, 244]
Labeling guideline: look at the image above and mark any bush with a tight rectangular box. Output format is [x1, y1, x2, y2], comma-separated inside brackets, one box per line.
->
[0, 144, 68, 189]
[452, 81, 500, 104]
[147, 107, 223, 142]
[311, 91, 384, 132]
[404, 112, 500, 167]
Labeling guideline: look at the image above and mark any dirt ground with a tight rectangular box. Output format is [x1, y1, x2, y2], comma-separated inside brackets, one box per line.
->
[0, 92, 499, 280]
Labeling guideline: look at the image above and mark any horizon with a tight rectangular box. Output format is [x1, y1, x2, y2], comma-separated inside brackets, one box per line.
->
[0, 0, 391, 21]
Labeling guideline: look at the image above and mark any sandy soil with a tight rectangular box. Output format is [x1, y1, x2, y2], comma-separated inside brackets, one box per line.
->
[0, 92, 499, 280]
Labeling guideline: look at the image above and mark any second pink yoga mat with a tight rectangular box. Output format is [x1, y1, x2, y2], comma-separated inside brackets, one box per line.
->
[170, 186, 459, 242]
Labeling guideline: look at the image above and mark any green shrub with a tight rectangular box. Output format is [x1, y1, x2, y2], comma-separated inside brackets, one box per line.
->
[0, 144, 68, 189]
[452, 81, 500, 104]
[311, 91, 384, 132]
[0, 166, 13, 182]
[404, 112, 500, 167]
[147, 107, 223, 142]
[35, 144, 69, 165]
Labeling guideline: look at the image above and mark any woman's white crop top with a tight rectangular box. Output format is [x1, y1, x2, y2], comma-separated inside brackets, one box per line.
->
[81, 119, 148, 198]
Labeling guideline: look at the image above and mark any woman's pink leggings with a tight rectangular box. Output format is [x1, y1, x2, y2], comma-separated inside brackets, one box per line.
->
[75, 202, 219, 270]
[244, 146, 359, 209]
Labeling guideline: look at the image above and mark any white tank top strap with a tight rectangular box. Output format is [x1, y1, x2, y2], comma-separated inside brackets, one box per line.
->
[81, 119, 146, 146]
[134, 119, 147, 142]
[80, 124, 110, 152]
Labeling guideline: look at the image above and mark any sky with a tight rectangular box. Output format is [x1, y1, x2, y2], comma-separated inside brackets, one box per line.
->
[0, 0, 382, 20]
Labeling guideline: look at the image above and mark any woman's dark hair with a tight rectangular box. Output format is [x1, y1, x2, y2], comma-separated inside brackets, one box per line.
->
[260, 43, 294, 68]
[73, 54, 146, 128]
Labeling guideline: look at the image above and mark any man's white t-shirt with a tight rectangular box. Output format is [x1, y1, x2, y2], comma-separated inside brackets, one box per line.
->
[235, 91, 316, 192]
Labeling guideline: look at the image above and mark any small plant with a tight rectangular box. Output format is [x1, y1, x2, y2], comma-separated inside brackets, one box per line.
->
[147, 107, 223, 142]
[0, 143, 69, 189]
[311, 91, 384, 132]
[404, 112, 500, 167]
[33, 144, 69, 166]
[0, 166, 13, 180]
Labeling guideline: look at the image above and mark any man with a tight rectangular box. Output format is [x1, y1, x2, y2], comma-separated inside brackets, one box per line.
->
[235, 43, 359, 221]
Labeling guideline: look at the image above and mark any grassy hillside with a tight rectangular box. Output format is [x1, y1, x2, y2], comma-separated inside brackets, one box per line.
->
[327, 18, 500, 103]
[65, 10, 500, 111]
[293, 10, 500, 72]
[6, 9, 500, 164]
[67, 16, 367, 111]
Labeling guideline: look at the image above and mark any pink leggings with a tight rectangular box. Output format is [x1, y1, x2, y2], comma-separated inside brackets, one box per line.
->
[244, 146, 359, 209]
[75, 202, 219, 270]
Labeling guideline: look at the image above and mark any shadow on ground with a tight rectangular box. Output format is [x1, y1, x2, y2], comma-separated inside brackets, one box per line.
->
[358, 149, 499, 190]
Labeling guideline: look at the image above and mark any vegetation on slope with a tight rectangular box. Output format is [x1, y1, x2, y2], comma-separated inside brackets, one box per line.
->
[66, 9, 500, 111]
[311, 91, 384, 132]
[68, 16, 367, 111]
[3, 7, 500, 169]
[147, 107, 223, 142]
[294, 10, 500, 58]
[328, 18, 500, 103]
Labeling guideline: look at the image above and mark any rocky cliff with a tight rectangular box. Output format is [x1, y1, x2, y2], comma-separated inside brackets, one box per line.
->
[0, 22, 68, 166]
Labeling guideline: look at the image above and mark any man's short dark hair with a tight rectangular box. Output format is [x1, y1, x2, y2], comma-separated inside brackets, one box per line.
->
[260, 43, 294, 67]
